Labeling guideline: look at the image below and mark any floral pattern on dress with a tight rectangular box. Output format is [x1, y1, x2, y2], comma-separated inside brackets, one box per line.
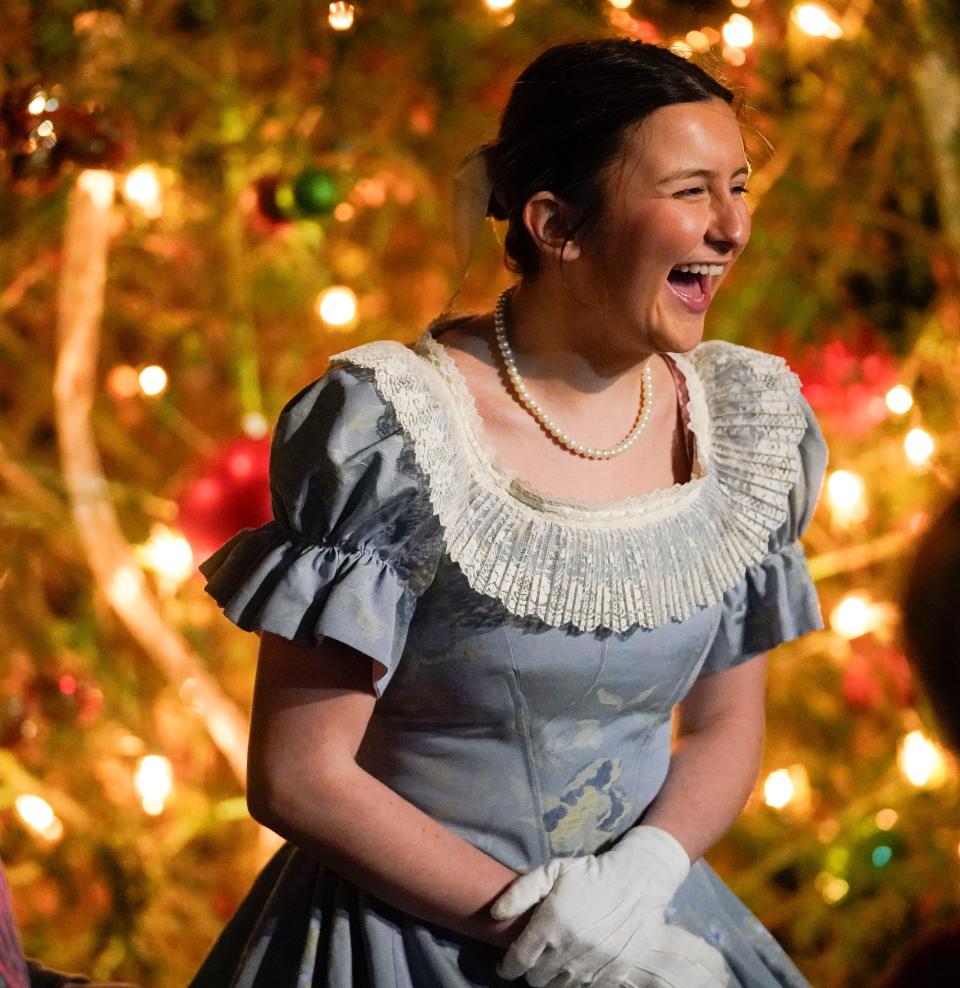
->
[543, 758, 632, 856]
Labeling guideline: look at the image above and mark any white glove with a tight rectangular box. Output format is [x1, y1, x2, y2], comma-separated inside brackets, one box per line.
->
[490, 826, 692, 987]
[623, 925, 730, 988]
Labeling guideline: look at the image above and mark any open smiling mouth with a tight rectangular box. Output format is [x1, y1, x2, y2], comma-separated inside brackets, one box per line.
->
[666, 263, 725, 314]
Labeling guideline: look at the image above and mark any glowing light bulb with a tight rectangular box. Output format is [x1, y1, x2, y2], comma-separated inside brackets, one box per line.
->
[78, 169, 116, 209]
[138, 364, 168, 396]
[763, 769, 794, 809]
[722, 13, 754, 48]
[484, 0, 515, 9]
[315, 285, 358, 330]
[722, 45, 746, 66]
[685, 30, 711, 51]
[241, 411, 269, 439]
[15, 794, 64, 842]
[608, 0, 632, 8]
[731, 0, 751, 7]
[885, 385, 913, 415]
[904, 428, 935, 468]
[28, 92, 47, 114]
[108, 564, 145, 608]
[328, 2, 355, 30]
[135, 755, 173, 815]
[762, 764, 810, 813]
[123, 164, 163, 217]
[829, 593, 875, 639]
[898, 730, 948, 788]
[826, 469, 867, 524]
[334, 202, 355, 222]
[816, 873, 849, 904]
[135, 524, 194, 588]
[792, 3, 843, 39]
[106, 364, 141, 400]
[875, 808, 898, 831]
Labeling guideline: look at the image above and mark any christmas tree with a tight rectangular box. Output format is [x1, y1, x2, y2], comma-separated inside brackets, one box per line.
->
[1, 1, 958, 984]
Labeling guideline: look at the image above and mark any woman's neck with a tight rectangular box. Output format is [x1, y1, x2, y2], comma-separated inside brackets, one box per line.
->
[504, 275, 656, 403]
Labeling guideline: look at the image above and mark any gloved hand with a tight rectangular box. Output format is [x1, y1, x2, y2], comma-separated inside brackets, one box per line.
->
[490, 826, 693, 987]
[622, 925, 730, 988]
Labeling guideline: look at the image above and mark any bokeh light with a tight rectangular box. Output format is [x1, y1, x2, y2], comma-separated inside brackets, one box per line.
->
[315, 285, 359, 330]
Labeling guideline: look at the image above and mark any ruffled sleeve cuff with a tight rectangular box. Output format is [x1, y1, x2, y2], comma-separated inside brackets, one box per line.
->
[200, 522, 416, 696]
[699, 540, 824, 677]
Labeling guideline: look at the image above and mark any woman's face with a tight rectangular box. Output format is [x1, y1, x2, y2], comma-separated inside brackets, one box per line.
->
[580, 98, 751, 354]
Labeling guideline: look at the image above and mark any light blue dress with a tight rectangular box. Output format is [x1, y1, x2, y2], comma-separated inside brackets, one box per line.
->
[192, 323, 827, 988]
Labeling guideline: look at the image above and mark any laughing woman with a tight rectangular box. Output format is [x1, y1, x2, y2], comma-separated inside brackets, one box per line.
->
[192, 39, 826, 988]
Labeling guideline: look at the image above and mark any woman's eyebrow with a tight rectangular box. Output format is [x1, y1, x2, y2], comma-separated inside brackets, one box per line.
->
[657, 164, 752, 184]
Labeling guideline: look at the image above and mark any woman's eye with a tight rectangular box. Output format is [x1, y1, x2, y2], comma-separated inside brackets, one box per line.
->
[674, 186, 706, 198]
[732, 184, 750, 195]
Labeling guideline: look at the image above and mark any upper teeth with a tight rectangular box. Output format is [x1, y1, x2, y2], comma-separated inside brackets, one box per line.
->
[674, 263, 725, 275]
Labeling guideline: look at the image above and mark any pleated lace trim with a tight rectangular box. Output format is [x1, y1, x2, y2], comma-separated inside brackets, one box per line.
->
[331, 335, 808, 633]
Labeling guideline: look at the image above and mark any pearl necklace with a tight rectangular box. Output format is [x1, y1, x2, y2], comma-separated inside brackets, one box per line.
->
[493, 288, 655, 460]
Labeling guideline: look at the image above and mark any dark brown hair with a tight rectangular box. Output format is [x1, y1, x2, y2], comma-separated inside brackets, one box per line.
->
[901, 497, 960, 751]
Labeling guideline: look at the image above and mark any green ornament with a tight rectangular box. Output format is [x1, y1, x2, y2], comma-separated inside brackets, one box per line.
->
[291, 168, 340, 218]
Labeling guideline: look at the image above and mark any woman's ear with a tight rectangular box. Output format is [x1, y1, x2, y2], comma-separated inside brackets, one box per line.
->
[521, 192, 582, 263]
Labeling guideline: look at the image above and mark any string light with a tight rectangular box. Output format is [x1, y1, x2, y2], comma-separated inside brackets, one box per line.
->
[791, 3, 843, 39]
[875, 808, 898, 831]
[685, 30, 711, 51]
[484, 0, 515, 9]
[898, 730, 948, 788]
[241, 411, 269, 439]
[315, 285, 358, 330]
[885, 385, 913, 415]
[904, 428, 935, 468]
[135, 524, 194, 589]
[107, 564, 146, 609]
[815, 871, 849, 904]
[138, 364, 168, 396]
[722, 46, 747, 66]
[106, 364, 141, 400]
[123, 164, 163, 218]
[871, 845, 893, 868]
[334, 202, 355, 222]
[608, 0, 632, 7]
[328, 2, 355, 30]
[829, 593, 877, 639]
[722, 13, 754, 48]
[826, 469, 867, 525]
[78, 169, 116, 210]
[28, 91, 48, 115]
[762, 764, 811, 813]
[15, 794, 64, 842]
[731, 0, 751, 7]
[135, 755, 174, 815]
[763, 769, 794, 809]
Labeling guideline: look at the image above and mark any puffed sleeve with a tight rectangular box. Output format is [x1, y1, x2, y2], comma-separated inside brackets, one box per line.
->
[199, 363, 443, 695]
[699, 394, 827, 676]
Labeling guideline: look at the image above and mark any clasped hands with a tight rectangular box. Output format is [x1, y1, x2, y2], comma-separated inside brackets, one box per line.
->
[490, 826, 730, 988]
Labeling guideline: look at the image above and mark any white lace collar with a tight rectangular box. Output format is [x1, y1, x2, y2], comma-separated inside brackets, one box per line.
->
[332, 332, 808, 633]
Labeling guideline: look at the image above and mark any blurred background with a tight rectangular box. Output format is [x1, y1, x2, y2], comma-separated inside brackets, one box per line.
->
[1, 0, 959, 984]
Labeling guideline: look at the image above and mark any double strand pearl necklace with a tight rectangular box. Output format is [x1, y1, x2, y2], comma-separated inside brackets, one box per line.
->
[493, 289, 655, 460]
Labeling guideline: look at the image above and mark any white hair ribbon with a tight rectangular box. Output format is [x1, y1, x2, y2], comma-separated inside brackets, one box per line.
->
[451, 145, 495, 276]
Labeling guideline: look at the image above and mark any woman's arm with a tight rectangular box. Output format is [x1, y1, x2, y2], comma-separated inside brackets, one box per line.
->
[641, 653, 768, 861]
[246, 631, 528, 949]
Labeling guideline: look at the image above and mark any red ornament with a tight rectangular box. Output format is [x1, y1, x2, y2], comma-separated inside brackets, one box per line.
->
[842, 639, 915, 712]
[773, 325, 899, 439]
[1, 81, 131, 193]
[176, 437, 272, 561]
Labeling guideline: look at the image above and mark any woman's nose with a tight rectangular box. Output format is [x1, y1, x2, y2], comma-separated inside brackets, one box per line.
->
[706, 197, 750, 255]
